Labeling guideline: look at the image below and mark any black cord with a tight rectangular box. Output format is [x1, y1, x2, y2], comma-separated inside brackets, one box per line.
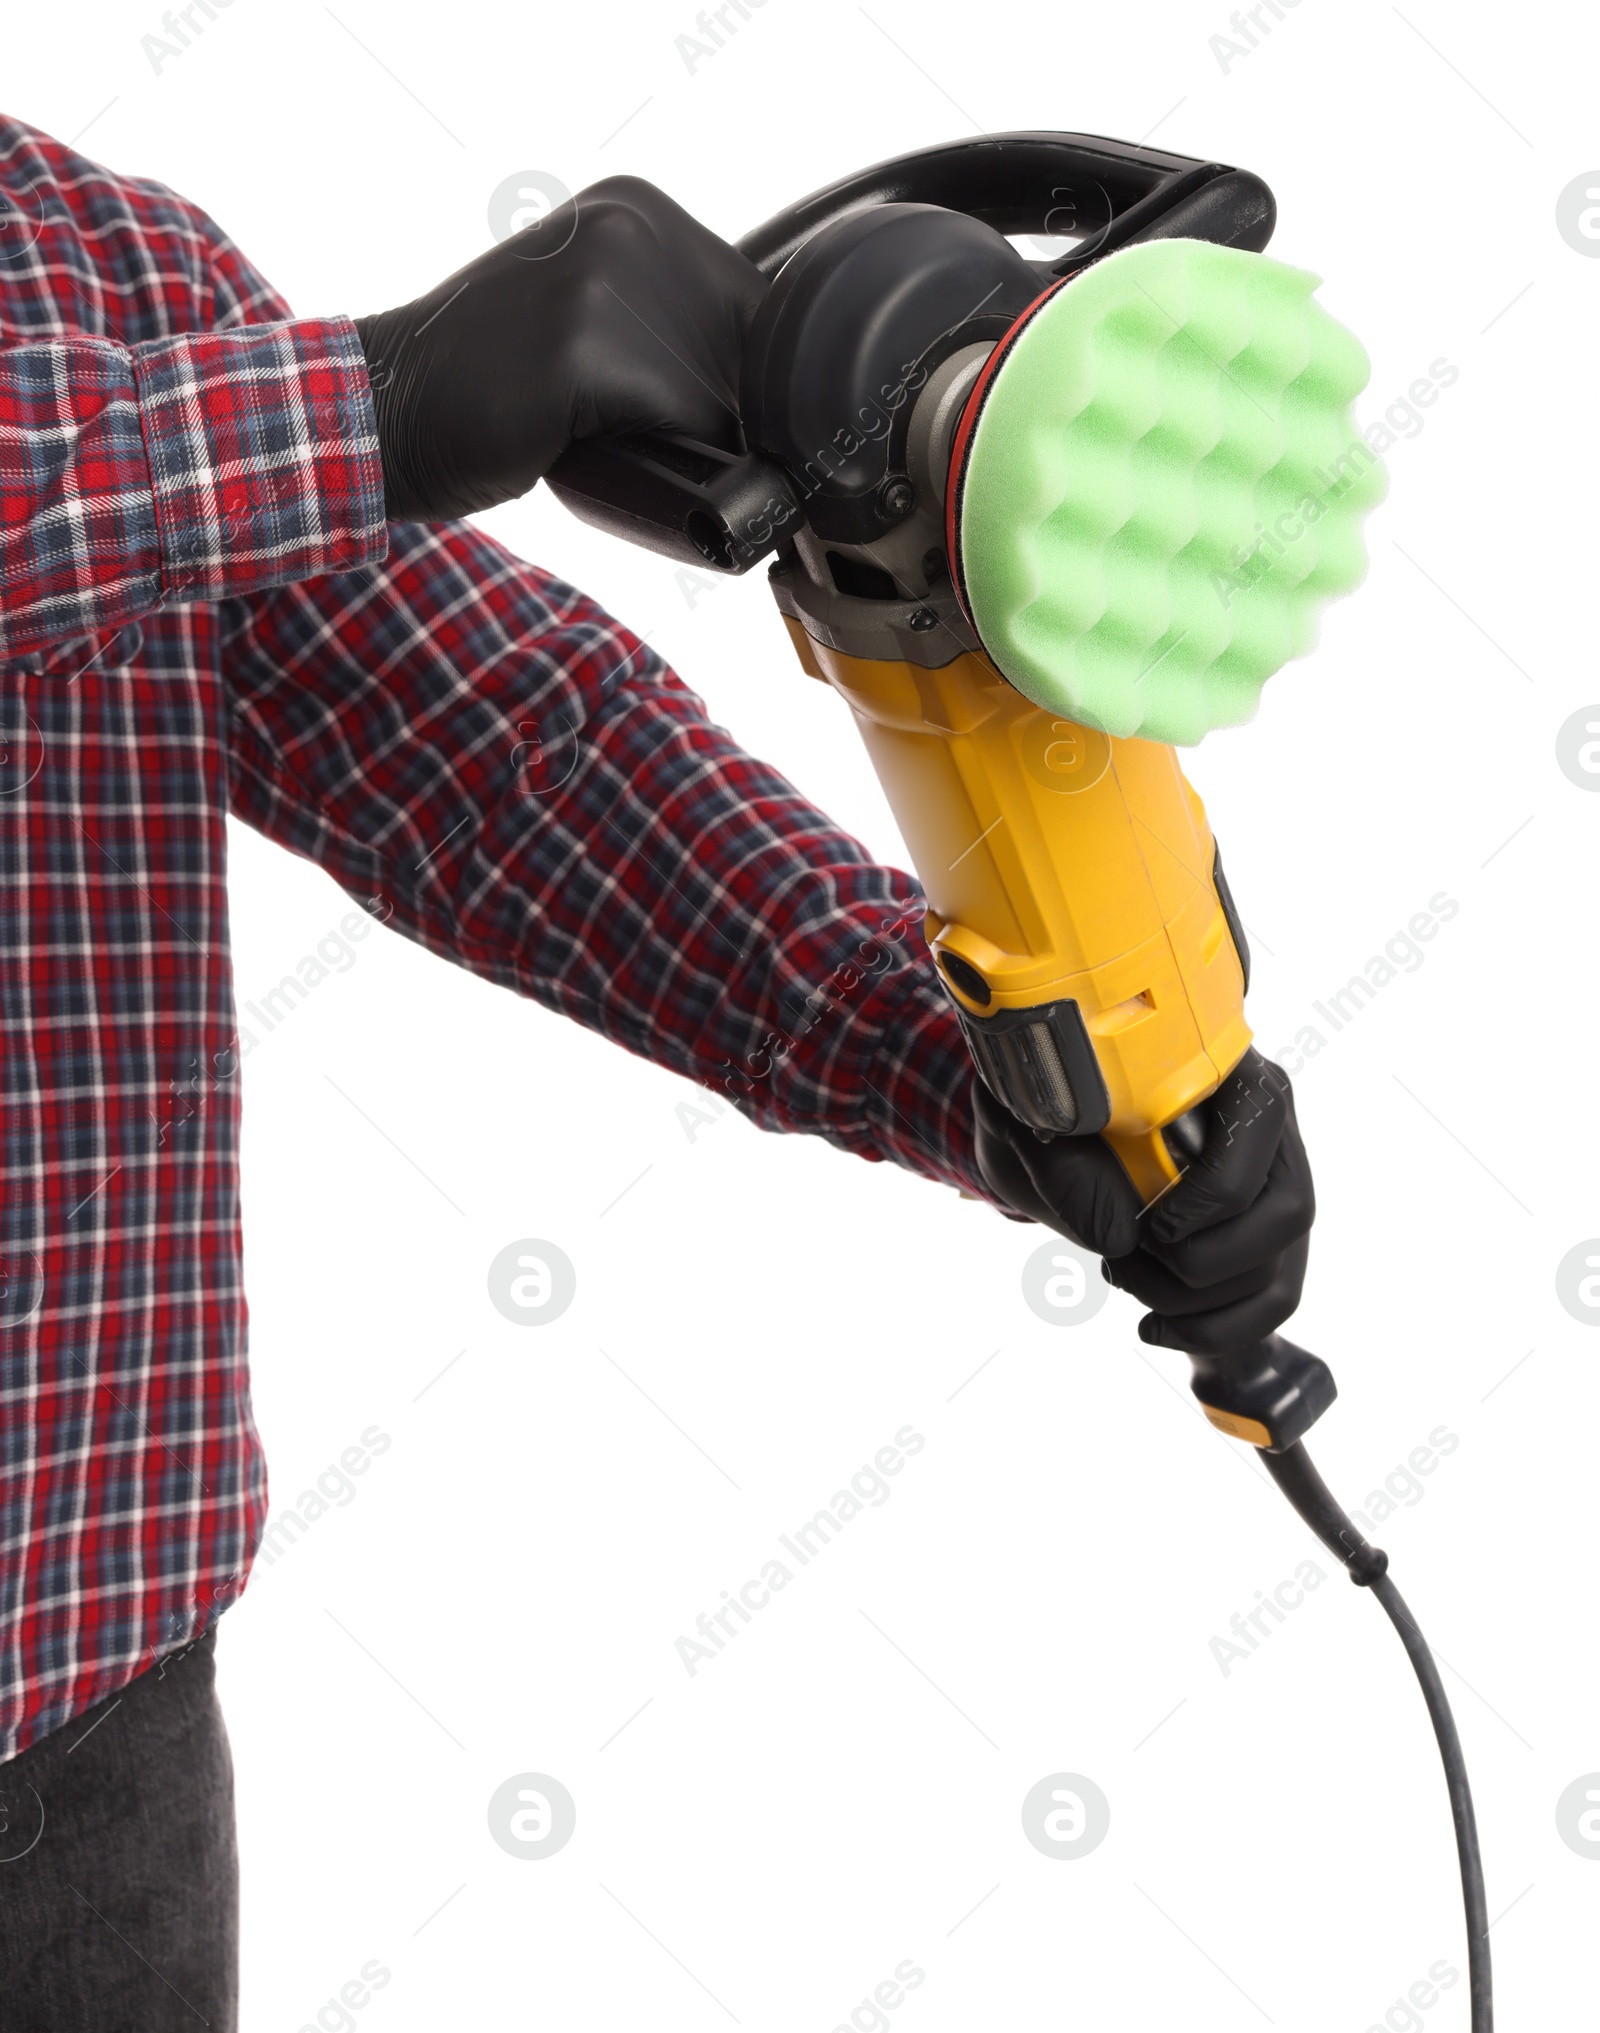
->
[1261, 1442, 1491, 2033]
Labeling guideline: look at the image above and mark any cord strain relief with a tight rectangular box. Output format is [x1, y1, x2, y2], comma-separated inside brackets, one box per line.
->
[1346, 1543, 1389, 1587]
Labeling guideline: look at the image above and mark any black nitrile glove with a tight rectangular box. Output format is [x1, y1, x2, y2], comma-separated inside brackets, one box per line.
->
[975, 1048, 1314, 1355]
[354, 176, 766, 522]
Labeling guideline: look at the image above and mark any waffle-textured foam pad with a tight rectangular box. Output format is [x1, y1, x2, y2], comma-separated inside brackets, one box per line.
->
[949, 238, 1385, 746]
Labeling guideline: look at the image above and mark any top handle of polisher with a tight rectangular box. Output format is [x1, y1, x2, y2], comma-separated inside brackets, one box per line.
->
[734, 129, 1275, 279]
[543, 131, 1275, 572]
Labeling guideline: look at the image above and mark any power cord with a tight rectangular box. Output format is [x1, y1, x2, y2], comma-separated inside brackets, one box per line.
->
[1261, 1442, 1491, 2033]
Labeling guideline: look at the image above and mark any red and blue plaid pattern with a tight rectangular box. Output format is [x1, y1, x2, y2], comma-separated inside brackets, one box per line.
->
[0, 116, 982, 1760]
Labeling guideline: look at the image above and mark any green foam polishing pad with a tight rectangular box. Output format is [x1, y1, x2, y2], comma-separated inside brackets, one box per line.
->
[948, 237, 1386, 746]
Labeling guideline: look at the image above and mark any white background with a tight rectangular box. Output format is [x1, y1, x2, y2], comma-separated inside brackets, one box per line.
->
[9, 1, 1600, 2028]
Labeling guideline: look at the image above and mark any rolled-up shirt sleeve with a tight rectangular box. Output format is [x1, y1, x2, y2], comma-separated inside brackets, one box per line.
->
[0, 317, 385, 658]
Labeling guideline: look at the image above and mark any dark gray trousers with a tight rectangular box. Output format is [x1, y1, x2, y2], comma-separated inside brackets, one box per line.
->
[0, 1627, 236, 2031]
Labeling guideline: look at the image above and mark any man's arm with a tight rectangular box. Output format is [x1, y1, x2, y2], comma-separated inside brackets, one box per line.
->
[220, 516, 986, 1194]
[0, 319, 383, 658]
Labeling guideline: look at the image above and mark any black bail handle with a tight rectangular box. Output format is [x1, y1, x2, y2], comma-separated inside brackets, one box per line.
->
[734, 130, 1276, 279]
[545, 132, 1276, 572]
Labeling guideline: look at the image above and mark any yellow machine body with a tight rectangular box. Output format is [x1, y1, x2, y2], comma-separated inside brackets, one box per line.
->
[780, 619, 1252, 1204]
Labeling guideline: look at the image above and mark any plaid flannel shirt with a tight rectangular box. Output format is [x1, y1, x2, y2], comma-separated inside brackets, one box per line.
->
[0, 115, 984, 1761]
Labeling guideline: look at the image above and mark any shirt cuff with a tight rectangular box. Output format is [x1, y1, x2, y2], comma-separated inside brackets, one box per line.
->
[131, 315, 386, 604]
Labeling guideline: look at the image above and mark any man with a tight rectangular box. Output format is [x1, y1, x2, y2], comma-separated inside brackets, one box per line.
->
[0, 115, 1312, 2028]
